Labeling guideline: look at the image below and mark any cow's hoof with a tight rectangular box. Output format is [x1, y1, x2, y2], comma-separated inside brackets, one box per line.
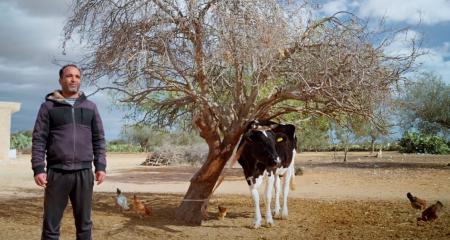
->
[281, 213, 288, 220]
[266, 218, 274, 227]
[273, 211, 281, 219]
[252, 222, 261, 229]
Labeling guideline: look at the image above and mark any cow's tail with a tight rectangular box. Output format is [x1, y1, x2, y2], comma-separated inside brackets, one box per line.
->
[289, 163, 296, 191]
[290, 170, 296, 191]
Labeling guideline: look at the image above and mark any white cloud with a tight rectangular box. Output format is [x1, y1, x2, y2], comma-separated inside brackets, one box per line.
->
[440, 42, 450, 58]
[381, 30, 450, 83]
[0, 2, 67, 66]
[319, 0, 350, 15]
[1, 0, 72, 18]
[317, 0, 450, 25]
[383, 30, 423, 56]
[417, 47, 450, 83]
[358, 0, 450, 25]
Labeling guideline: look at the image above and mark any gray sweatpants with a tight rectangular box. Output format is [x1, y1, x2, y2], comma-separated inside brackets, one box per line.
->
[41, 168, 94, 240]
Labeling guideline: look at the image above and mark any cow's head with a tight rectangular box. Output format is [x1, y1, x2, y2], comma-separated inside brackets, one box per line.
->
[242, 121, 282, 170]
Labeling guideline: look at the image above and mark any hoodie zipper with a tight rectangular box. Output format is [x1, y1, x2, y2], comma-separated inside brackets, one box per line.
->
[72, 106, 76, 165]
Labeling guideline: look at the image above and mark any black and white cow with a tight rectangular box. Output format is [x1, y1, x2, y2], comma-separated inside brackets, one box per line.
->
[237, 120, 297, 228]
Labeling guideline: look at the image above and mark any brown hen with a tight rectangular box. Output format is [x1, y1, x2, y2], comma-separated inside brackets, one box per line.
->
[417, 201, 443, 222]
[406, 192, 427, 210]
[132, 194, 152, 218]
[218, 205, 228, 220]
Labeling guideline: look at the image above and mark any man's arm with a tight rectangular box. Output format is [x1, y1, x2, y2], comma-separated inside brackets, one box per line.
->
[91, 105, 107, 181]
[31, 103, 50, 187]
[31, 103, 49, 176]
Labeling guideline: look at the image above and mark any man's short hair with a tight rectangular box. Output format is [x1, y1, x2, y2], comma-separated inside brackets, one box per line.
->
[59, 64, 81, 78]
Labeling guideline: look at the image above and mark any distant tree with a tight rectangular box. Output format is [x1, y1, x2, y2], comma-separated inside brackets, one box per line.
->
[354, 104, 392, 154]
[64, 0, 419, 225]
[121, 124, 203, 150]
[332, 117, 360, 162]
[296, 116, 331, 152]
[121, 124, 166, 151]
[331, 108, 390, 159]
[397, 72, 450, 136]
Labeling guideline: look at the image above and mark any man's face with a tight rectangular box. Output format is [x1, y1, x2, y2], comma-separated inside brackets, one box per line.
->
[59, 66, 81, 94]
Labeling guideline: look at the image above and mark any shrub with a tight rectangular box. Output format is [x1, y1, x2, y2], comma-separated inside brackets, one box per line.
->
[141, 143, 208, 166]
[398, 132, 449, 154]
[106, 143, 143, 152]
[10, 132, 32, 151]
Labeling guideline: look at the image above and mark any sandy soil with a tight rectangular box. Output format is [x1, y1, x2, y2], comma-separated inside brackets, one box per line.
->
[0, 151, 449, 239]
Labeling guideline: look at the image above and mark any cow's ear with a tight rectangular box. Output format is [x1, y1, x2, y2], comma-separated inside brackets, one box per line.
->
[274, 124, 296, 138]
[269, 123, 279, 129]
[244, 131, 254, 142]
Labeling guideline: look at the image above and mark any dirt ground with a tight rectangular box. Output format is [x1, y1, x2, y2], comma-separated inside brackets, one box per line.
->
[0, 151, 449, 239]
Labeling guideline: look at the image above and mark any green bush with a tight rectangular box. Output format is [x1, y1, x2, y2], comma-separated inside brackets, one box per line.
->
[384, 142, 402, 151]
[106, 143, 143, 152]
[398, 132, 450, 154]
[121, 125, 204, 152]
[11, 132, 32, 150]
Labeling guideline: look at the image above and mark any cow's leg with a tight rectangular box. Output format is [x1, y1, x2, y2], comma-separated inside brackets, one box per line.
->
[249, 175, 264, 228]
[281, 165, 294, 219]
[273, 174, 281, 218]
[264, 174, 275, 227]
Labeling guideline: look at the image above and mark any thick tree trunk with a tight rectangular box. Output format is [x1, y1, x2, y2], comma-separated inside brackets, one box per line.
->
[176, 110, 243, 225]
[175, 147, 233, 225]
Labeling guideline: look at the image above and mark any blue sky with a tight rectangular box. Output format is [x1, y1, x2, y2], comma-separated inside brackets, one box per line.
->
[0, 0, 449, 140]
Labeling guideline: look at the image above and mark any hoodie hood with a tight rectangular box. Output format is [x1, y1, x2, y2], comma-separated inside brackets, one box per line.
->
[45, 90, 87, 105]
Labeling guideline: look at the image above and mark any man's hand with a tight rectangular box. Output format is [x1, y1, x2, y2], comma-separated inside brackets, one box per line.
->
[34, 173, 47, 187]
[95, 171, 106, 185]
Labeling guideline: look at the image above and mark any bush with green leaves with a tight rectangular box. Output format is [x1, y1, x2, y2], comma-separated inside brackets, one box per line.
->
[11, 131, 32, 150]
[121, 125, 203, 152]
[106, 143, 143, 152]
[399, 132, 449, 154]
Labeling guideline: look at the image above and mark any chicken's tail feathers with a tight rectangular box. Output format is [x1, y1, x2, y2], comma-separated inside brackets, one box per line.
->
[406, 192, 413, 200]
[290, 172, 296, 191]
[289, 162, 296, 191]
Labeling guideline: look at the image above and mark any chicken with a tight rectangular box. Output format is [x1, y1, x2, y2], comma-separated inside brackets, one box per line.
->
[218, 205, 228, 220]
[417, 201, 444, 222]
[116, 188, 130, 211]
[132, 194, 152, 218]
[406, 192, 427, 210]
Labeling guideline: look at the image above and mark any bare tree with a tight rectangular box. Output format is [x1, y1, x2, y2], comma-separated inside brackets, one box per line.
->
[63, 0, 419, 225]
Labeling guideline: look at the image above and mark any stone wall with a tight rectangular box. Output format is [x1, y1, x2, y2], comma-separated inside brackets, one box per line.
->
[0, 102, 21, 160]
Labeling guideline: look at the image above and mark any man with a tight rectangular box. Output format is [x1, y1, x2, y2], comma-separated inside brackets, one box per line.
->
[31, 64, 107, 240]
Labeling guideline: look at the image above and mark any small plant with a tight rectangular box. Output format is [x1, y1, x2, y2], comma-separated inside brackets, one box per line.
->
[10, 132, 32, 151]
